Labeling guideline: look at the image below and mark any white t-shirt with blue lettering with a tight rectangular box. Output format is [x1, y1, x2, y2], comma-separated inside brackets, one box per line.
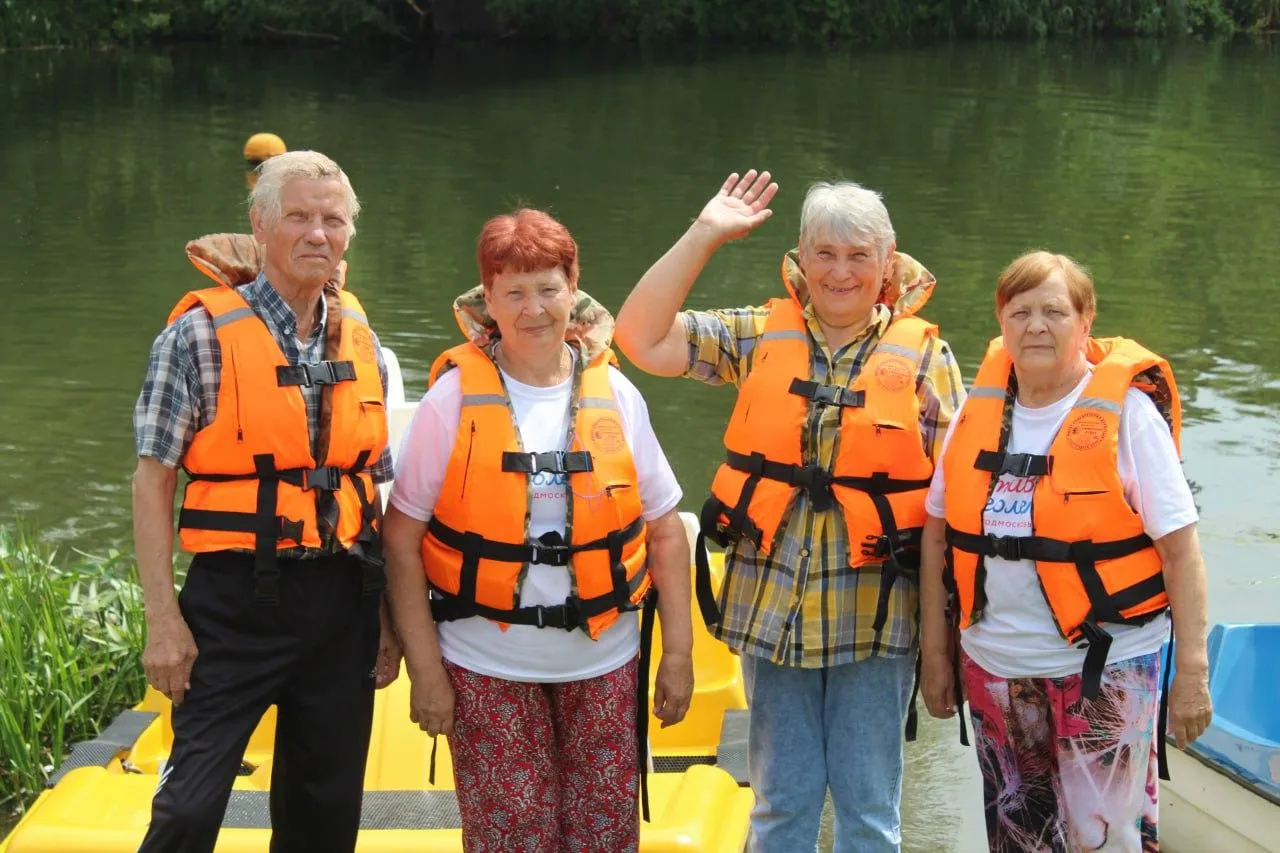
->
[389, 346, 683, 683]
[925, 371, 1198, 679]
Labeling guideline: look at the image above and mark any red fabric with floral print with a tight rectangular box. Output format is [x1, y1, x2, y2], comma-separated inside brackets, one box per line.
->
[444, 658, 640, 852]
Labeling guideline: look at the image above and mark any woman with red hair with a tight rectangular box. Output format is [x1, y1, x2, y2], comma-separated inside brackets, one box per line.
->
[382, 208, 695, 850]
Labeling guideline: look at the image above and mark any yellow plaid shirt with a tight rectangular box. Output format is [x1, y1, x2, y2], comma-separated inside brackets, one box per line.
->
[682, 290, 965, 668]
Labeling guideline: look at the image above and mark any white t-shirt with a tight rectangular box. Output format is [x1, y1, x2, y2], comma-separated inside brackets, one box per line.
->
[925, 372, 1197, 679]
[389, 346, 682, 683]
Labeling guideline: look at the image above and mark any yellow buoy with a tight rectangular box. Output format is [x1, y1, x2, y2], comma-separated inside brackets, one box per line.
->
[243, 133, 286, 189]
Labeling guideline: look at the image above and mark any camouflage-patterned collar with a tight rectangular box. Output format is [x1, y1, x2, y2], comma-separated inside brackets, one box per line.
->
[449, 284, 615, 362]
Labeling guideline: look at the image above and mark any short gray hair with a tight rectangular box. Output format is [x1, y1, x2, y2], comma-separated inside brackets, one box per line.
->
[799, 181, 895, 259]
[248, 150, 361, 239]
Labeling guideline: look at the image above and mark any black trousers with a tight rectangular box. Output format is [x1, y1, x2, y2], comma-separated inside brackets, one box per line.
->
[137, 551, 378, 853]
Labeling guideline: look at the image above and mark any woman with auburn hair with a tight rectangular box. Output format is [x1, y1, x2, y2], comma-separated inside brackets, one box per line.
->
[918, 250, 1213, 851]
[381, 208, 694, 850]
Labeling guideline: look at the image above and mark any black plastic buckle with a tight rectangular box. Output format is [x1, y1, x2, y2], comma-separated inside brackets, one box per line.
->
[861, 533, 892, 560]
[254, 571, 281, 605]
[532, 599, 582, 631]
[814, 385, 864, 408]
[560, 597, 582, 631]
[303, 466, 344, 491]
[276, 360, 355, 388]
[528, 541, 571, 566]
[793, 465, 834, 510]
[791, 465, 831, 491]
[278, 516, 305, 545]
[1007, 453, 1048, 478]
[986, 534, 1023, 561]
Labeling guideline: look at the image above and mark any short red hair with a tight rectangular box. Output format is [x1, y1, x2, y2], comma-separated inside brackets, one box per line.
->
[995, 250, 1097, 317]
[476, 208, 580, 291]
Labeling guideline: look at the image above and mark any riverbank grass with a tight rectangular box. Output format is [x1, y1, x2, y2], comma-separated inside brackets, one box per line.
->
[0, 528, 146, 821]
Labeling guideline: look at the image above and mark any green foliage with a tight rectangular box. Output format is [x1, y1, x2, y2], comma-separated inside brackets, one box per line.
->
[482, 0, 1276, 41]
[0, 0, 426, 48]
[0, 1, 1276, 55]
[0, 527, 147, 821]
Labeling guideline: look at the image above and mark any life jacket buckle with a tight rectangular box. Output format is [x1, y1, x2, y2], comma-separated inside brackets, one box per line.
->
[792, 465, 834, 510]
[302, 466, 344, 491]
[528, 543, 571, 567]
[278, 516, 305, 546]
[986, 534, 1023, 561]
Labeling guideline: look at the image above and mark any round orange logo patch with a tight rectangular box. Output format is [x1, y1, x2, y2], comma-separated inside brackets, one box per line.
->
[876, 357, 914, 392]
[589, 416, 626, 453]
[1066, 412, 1108, 450]
[351, 326, 377, 365]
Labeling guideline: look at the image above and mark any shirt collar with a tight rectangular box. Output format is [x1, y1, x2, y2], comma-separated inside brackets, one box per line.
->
[244, 272, 327, 341]
[802, 302, 891, 357]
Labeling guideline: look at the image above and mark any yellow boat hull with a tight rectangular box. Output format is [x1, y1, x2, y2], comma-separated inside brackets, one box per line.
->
[2, 540, 750, 852]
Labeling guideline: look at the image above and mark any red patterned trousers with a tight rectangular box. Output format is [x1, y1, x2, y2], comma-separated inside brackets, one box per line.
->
[444, 658, 640, 853]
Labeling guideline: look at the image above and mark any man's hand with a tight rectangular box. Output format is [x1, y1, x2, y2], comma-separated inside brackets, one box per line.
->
[653, 652, 694, 728]
[374, 607, 402, 689]
[694, 170, 779, 246]
[142, 605, 199, 706]
[408, 660, 456, 737]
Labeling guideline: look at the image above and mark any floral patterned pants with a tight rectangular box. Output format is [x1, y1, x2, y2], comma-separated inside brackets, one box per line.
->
[444, 658, 640, 853]
[963, 652, 1161, 852]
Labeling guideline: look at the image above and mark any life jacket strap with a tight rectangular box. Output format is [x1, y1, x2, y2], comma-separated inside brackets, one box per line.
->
[426, 516, 644, 568]
[694, 497, 732, 628]
[178, 453, 294, 604]
[181, 453, 380, 604]
[636, 589, 658, 823]
[428, 567, 649, 630]
[186, 462, 367, 492]
[946, 525, 1168, 698]
[861, 490, 923, 636]
[725, 449, 836, 512]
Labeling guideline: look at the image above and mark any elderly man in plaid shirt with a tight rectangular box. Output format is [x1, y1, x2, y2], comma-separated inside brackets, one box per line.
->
[615, 172, 965, 853]
[132, 151, 399, 853]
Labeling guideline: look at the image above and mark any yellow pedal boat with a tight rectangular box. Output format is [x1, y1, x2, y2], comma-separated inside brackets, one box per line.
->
[1, 513, 751, 853]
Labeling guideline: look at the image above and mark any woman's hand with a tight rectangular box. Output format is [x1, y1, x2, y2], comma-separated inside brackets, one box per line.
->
[1169, 668, 1213, 748]
[653, 652, 694, 728]
[694, 170, 779, 246]
[921, 648, 959, 719]
[408, 660, 456, 737]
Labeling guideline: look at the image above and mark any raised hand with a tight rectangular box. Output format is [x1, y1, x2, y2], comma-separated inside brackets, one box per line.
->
[695, 170, 779, 246]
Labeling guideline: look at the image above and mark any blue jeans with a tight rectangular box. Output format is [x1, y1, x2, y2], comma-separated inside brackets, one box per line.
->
[742, 653, 915, 853]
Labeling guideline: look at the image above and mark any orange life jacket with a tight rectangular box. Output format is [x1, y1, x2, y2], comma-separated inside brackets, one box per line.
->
[696, 278, 938, 635]
[171, 279, 388, 601]
[943, 335, 1181, 697]
[420, 342, 649, 640]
